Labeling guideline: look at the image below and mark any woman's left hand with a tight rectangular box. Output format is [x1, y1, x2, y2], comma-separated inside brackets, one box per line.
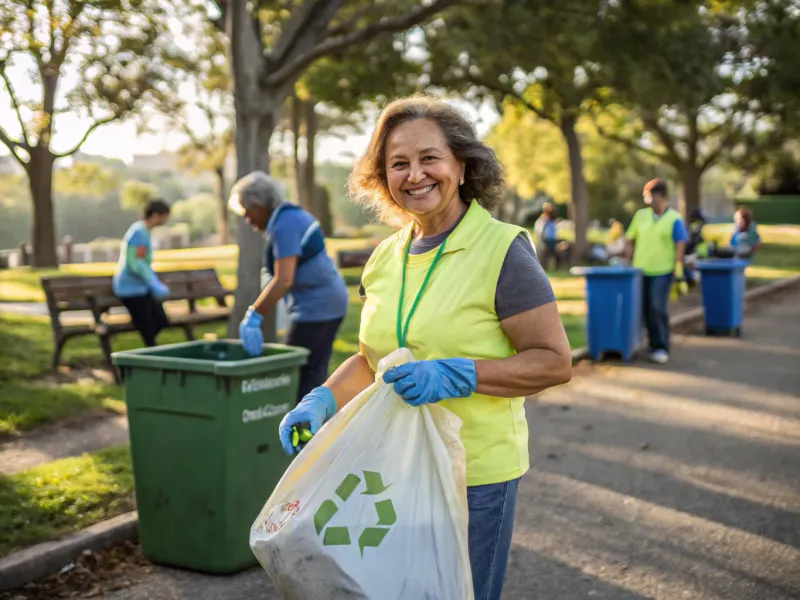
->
[383, 359, 477, 406]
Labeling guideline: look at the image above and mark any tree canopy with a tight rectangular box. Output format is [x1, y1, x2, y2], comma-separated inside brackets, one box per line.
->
[0, 0, 200, 265]
[592, 0, 797, 215]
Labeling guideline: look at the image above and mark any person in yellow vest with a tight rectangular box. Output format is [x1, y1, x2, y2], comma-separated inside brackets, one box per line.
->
[277, 96, 572, 600]
[626, 179, 689, 364]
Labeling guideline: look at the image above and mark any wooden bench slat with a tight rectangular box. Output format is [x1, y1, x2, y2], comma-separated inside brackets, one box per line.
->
[337, 249, 374, 269]
[40, 268, 233, 381]
[189, 282, 230, 295]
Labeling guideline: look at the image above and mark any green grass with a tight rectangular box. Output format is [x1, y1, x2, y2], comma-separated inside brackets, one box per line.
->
[703, 224, 800, 283]
[0, 313, 227, 437]
[329, 286, 364, 375]
[0, 381, 124, 437]
[0, 446, 134, 554]
[560, 313, 586, 349]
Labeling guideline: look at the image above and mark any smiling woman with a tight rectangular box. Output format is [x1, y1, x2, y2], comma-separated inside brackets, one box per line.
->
[347, 95, 505, 229]
[277, 95, 573, 600]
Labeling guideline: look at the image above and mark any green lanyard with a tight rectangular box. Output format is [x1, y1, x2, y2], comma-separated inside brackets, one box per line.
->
[396, 232, 447, 348]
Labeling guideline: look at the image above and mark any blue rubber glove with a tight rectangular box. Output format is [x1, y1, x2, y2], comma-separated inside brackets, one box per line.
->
[239, 307, 264, 356]
[151, 280, 169, 300]
[383, 359, 477, 407]
[279, 387, 337, 455]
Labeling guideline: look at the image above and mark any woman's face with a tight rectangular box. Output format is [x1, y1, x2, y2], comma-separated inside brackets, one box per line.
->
[244, 203, 269, 231]
[384, 118, 465, 219]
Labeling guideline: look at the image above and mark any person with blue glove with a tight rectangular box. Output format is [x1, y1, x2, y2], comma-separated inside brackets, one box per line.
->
[382, 359, 476, 406]
[278, 387, 337, 455]
[112, 199, 171, 347]
[278, 96, 573, 600]
[229, 172, 349, 403]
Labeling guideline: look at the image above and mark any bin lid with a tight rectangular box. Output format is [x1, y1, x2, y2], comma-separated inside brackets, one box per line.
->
[111, 340, 309, 376]
[696, 259, 749, 272]
[569, 266, 642, 277]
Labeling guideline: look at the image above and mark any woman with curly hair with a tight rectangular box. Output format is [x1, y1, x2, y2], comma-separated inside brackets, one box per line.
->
[278, 96, 572, 600]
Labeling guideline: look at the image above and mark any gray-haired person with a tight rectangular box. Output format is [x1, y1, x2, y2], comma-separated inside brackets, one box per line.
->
[229, 172, 349, 402]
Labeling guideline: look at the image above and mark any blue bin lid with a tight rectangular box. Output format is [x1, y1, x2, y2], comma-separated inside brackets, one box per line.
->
[570, 266, 642, 277]
[696, 259, 749, 272]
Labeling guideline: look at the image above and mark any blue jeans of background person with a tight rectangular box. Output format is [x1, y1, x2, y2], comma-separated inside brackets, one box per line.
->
[643, 274, 673, 352]
[468, 478, 520, 600]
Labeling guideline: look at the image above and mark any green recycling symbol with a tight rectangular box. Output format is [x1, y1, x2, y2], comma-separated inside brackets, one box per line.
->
[313, 471, 396, 555]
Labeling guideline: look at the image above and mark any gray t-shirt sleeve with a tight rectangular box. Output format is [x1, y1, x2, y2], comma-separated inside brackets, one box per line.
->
[495, 233, 556, 320]
[358, 233, 556, 317]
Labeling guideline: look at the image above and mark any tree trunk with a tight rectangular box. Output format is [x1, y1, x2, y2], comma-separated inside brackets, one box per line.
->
[313, 184, 334, 236]
[512, 190, 524, 226]
[226, 0, 282, 340]
[292, 95, 308, 208]
[560, 115, 590, 262]
[27, 68, 60, 268]
[215, 166, 229, 245]
[303, 100, 317, 214]
[492, 199, 505, 220]
[28, 150, 58, 267]
[227, 107, 277, 339]
[679, 165, 702, 219]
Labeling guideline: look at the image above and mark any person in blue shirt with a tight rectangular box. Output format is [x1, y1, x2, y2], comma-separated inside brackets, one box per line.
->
[229, 171, 349, 402]
[112, 199, 171, 346]
[534, 202, 559, 270]
[729, 208, 761, 257]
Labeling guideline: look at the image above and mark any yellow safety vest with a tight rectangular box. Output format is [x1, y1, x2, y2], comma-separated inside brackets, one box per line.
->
[359, 200, 530, 486]
[626, 207, 682, 276]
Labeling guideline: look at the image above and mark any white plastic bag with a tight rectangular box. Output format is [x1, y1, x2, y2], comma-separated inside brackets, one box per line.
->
[250, 348, 473, 600]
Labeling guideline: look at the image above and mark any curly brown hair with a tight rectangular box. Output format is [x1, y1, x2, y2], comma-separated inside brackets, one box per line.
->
[347, 95, 506, 227]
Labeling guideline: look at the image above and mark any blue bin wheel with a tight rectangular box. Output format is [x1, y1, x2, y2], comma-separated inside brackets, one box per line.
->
[705, 326, 742, 337]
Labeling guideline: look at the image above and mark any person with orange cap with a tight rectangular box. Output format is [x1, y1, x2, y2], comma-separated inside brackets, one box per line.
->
[626, 179, 688, 364]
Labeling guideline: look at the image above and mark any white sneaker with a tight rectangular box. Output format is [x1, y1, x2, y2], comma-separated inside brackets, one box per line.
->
[649, 350, 669, 364]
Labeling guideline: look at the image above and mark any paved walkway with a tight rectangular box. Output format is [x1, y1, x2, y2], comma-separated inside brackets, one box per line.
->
[0, 302, 134, 323]
[0, 301, 220, 325]
[0, 415, 129, 476]
[96, 292, 800, 600]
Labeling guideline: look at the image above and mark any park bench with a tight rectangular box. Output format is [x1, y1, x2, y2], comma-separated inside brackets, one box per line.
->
[40, 269, 232, 382]
[336, 248, 374, 269]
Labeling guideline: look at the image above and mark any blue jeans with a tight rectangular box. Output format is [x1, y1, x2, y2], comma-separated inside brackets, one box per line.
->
[467, 478, 520, 600]
[643, 274, 673, 352]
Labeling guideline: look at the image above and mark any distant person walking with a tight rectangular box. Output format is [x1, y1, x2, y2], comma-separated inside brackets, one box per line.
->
[534, 202, 559, 270]
[113, 199, 171, 347]
[605, 220, 627, 263]
[626, 179, 688, 364]
[715, 207, 761, 259]
[229, 172, 349, 402]
[684, 208, 708, 286]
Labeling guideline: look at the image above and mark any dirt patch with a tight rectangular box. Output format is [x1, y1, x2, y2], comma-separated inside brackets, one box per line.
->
[0, 407, 126, 448]
[0, 542, 151, 600]
[0, 413, 129, 475]
[43, 367, 117, 387]
[0, 366, 122, 446]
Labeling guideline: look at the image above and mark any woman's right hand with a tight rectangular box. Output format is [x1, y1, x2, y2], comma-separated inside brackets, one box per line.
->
[239, 307, 264, 356]
[278, 387, 337, 455]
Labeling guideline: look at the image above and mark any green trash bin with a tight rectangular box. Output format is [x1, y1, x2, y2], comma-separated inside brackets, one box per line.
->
[111, 339, 308, 574]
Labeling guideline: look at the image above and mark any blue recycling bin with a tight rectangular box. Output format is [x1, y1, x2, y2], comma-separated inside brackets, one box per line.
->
[696, 259, 748, 336]
[571, 266, 643, 361]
